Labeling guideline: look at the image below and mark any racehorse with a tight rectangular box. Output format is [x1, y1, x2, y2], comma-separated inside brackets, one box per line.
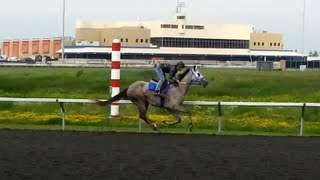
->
[95, 66, 208, 132]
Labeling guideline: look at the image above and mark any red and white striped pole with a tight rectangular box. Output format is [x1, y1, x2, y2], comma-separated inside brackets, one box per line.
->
[110, 39, 121, 117]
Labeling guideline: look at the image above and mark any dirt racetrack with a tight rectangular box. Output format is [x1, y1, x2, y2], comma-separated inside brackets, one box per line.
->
[1, 129, 320, 180]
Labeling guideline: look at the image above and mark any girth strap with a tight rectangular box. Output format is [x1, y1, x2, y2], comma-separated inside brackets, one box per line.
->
[160, 96, 165, 108]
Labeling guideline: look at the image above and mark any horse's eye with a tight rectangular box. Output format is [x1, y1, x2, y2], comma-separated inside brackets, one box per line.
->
[197, 73, 201, 76]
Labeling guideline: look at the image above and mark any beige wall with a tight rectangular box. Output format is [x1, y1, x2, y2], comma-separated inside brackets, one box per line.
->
[250, 32, 283, 50]
[76, 20, 254, 40]
[75, 26, 150, 47]
[76, 28, 101, 42]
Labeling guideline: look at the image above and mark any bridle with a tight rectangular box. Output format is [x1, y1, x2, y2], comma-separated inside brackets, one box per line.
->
[177, 68, 204, 86]
[189, 68, 205, 85]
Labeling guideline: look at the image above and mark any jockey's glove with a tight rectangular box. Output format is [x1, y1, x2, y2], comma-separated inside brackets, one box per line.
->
[169, 79, 179, 86]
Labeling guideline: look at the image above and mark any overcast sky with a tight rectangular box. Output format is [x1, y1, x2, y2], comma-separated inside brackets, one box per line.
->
[0, 0, 319, 53]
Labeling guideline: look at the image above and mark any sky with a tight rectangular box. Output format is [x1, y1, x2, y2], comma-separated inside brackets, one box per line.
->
[0, 0, 319, 53]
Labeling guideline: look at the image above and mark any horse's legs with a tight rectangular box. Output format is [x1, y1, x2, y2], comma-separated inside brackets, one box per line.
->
[137, 101, 159, 132]
[163, 109, 181, 125]
[165, 107, 193, 132]
[186, 110, 193, 132]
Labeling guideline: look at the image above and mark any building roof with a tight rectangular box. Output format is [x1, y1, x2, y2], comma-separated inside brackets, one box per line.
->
[57, 46, 305, 57]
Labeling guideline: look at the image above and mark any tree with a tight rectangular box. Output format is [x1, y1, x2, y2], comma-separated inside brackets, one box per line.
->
[309, 50, 319, 57]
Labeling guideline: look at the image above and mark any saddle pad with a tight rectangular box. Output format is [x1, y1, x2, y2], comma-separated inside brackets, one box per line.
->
[162, 84, 170, 94]
[148, 82, 157, 91]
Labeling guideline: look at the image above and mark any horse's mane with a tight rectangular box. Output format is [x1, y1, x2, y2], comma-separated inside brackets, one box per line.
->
[177, 67, 191, 81]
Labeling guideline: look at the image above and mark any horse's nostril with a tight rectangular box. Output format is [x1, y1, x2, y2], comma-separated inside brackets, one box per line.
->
[203, 81, 208, 87]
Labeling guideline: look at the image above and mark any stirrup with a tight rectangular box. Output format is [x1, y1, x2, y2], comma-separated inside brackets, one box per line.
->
[154, 91, 164, 97]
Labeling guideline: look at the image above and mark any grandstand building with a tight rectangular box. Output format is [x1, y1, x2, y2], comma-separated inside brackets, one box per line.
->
[1, 0, 305, 62]
[63, 1, 304, 62]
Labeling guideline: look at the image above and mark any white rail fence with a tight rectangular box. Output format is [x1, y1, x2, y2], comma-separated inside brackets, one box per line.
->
[1, 97, 320, 136]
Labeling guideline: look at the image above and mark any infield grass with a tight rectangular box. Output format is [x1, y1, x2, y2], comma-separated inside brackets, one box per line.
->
[0, 67, 320, 135]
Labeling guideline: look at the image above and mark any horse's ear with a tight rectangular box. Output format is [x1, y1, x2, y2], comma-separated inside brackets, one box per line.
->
[193, 65, 196, 70]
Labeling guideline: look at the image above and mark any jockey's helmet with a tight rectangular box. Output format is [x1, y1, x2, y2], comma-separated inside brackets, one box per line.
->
[176, 61, 185, 70]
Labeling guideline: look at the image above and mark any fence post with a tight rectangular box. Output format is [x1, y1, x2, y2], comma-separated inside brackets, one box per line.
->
[217, 102, 222, 134]
[59, 102, 66, 131]
[139, 118, 142, 133]
[110, 39, 121, 118]
[300, 103, 306, 136]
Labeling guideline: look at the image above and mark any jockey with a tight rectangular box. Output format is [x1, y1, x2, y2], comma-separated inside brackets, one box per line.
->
[154, 61, 185, 95]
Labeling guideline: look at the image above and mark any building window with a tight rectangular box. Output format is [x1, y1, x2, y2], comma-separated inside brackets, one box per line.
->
[31, 41, 40, 55]
[270, 43, 272, 46]
[278, 43, 280, 46]
[120, 38, 123, 42]
[262, 42, 264, 46]
[141, 39, 143, 43]
[258, 42, 260, 46]
[22, 41, 29, 54]
[136, 39, 138, 43]
[161, 24, 180, 29]
[184, 25, 204, 30]
[145, 39, 149, 43]
[274, 43, 277, 46]
[254, 42, 256, 46]
[104, 38, 106, 43]
[171, 25, 178, 29]
[150, 37, 249, 49]
[177, 16, 185, 20]
[42, 40, 50, 54]
[194, 25, 204, 30]
[161, 24, 171, 28]
[126, 39, 128, 42]
[185, 25, 194, 29]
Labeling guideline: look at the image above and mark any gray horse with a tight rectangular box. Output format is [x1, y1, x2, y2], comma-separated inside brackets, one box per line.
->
[95, 66, 208, 132]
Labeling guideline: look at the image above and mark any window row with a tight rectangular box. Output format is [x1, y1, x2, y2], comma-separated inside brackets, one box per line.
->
[184, 25, 204, 30]
[150, 38, 249, 49]
[253, 42, 281, 47]
[103, 38, 149, 43]
[134, 39, 149, 43]
[160, 24, 205, 30]
[161, 24, 179, 29]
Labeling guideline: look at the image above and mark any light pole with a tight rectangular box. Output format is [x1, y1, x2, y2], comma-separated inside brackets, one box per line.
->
[62, 0, 65, 63]
[301, 0, 306, 54]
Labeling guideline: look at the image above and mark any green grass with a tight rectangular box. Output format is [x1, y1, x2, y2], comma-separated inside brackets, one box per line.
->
[1, 67, 320, 101]
[0, 67, 320, 135]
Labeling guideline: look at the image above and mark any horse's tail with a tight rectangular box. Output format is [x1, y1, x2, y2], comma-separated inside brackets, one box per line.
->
[95, 88, 128, 106]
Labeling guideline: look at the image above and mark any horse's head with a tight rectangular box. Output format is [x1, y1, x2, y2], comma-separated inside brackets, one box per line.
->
[189, 66, 208, 87]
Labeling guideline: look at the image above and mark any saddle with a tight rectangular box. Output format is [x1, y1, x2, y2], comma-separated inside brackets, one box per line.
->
[148, 78, 170, 95]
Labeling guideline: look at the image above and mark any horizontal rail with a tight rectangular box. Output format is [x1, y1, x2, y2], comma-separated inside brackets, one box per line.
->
[0, 97, 319, 107]
[220, 102, 304, 107]
[1, 97, 319, 136]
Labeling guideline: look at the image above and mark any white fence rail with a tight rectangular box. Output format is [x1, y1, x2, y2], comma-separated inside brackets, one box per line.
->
[0, 97, 320, 136]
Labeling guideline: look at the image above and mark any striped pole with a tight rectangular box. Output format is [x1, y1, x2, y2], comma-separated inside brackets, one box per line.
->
[110, 39, 121, 117]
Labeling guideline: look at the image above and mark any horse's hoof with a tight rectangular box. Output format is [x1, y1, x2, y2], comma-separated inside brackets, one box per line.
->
[188, 124, 193, 132]
[152, 123, 159, 131]
[153, 127, 161, 134]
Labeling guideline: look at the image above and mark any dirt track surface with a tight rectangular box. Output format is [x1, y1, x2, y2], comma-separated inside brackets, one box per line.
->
[1, 129, 320, 180]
